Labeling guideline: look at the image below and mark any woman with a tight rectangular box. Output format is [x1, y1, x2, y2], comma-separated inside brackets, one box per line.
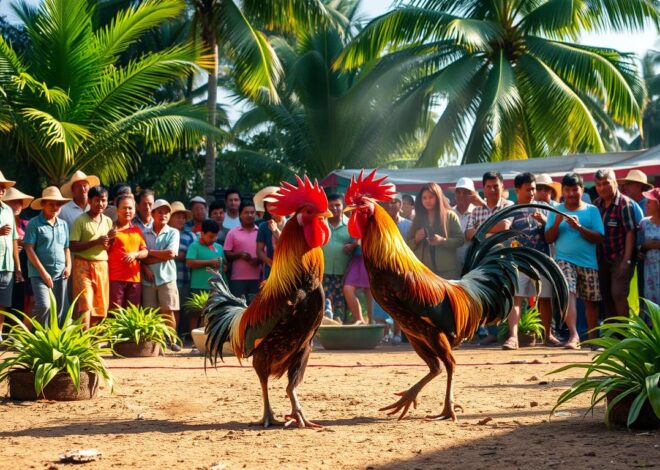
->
[3, 187, 33, 313]
[639, 187, 660, 306]
[343, 240, 372, 324]
[406, 183, 464, 279]
[107, 194, 148, 309]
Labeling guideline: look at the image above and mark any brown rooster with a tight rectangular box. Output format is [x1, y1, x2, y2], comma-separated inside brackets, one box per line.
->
[344, 170, 568, 421]
[204, 176, 331, 428]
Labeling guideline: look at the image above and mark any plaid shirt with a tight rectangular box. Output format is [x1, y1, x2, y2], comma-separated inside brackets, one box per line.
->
[466, 198, 514, 232]
[593, 190, 636, 261]
[176, 228, 197, 288]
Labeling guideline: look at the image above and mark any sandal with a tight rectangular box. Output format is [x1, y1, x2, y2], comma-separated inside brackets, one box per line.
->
[563, 339, 581, 350]
[502, 337, 519, 350]
[544, 337, 563, 347]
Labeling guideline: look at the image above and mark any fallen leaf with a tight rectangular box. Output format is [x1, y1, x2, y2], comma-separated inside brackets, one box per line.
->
[477, 417, 493, 425]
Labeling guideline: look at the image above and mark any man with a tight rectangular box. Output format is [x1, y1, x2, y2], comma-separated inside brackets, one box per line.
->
[593, 169, 637, 320]
[321, 194, 354, 321]
[450, 177, 476, 271]
[59, 171, 100, 227]
[223, 189, 242, 230]
[535, 174, 561, 206]
[104, 183, 132, 222]
[24, 187, 72, 326]
[223, 201, 262, 302]
[545, 173, 604, 349]
[0, 171, 22, 339]
[134, 189, 155, 232]
[168, 201, 194, 340]
[69, 186, 114, 329]
[185, 196, 207, 234]
[142, 199, 181, 351]
[465, 171, 513, 344]
[209, 200, 229, 245]
[503, 173, 560, 349]
[401, 194, 416, 221]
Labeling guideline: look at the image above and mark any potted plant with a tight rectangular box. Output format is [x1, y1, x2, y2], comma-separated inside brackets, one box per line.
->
[102, 303, 180, 357]
[0, 292, 113, 401]
[551, 300, 660, 429]
[498, 305, 545, 346]
[184, 290, 210, 327]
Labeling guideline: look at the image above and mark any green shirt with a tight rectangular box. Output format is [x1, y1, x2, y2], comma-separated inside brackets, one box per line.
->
[70, 212, 114, 261]
[0, 201, 18, 272]
[186, 240, 225, 290]
[322, 217, 353, 275]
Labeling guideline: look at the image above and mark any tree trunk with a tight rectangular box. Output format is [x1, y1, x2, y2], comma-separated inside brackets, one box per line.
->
[204, 37, 218, 202]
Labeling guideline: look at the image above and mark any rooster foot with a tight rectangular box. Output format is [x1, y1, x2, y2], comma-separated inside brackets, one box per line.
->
[425, 403, 464, 422]
[379, 390, 419, 420]
[284, 409, 322, 429]
[251, 412, 284, 428]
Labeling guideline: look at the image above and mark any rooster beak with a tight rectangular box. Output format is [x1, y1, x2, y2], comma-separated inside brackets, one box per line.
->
[319, 210, 332, 218]
[343, 205, 356, 213]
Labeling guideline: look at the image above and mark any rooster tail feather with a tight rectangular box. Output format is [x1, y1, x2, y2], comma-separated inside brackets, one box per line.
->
[461, 203, 569, 326]
[203, 271, 248, 365]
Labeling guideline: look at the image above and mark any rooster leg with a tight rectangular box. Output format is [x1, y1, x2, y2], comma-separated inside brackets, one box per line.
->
[380, 339, 440, 420]
[255, 376, 283, 428]
[284, 346, 321, 428]
[426, 336, 462, 421]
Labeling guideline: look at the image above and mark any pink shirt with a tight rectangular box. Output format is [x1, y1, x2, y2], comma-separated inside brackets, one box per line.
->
[224, 225, 260, 280]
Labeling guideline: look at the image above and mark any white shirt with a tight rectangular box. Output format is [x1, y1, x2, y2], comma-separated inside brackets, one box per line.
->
[223, 214, 240, 230]
[59, 200, 88, 229]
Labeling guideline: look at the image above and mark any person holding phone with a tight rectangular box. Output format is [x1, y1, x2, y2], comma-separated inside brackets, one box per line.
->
[406, 182, 464, 279]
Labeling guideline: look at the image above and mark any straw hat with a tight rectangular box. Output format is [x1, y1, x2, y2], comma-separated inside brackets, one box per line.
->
[0, 171, 16, 187]
[170, 201, 192, 220]
[2, 187, 34, 209]
[535, 174, 562, 202]
[253, 186, 280, 212]
[617, 169, 653, 190]
[60, 171, 101, 198]
[31, 186, 71, 210]
[151, 199, 172, 213]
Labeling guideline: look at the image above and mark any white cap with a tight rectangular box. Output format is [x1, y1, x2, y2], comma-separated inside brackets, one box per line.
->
[189, 196, 207, 206]
[451, 177, 476, 192]
[151, 199, 172, 213]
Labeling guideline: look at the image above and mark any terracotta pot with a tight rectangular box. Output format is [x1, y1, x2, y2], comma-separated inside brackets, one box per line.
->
[113, 340, 161, 357]
[517, 332, 538, 347]
[9, 370, 98, 401]
[606, 389, 660, 429]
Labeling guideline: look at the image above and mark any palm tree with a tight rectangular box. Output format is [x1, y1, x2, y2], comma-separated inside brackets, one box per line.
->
[0, 0, 222, 186]
[189, 0, 334, 199]
[230, 0, 428, 178]
[338, 0, 658, 166]
[627, 48, 660, 149]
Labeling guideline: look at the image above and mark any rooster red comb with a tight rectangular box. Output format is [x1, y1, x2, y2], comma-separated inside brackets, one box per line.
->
[268, 175, 328, 216]
[345, 169, 396, 205]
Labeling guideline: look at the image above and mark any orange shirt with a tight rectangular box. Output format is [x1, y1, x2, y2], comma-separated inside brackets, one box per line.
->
[108, 225, 146, 283]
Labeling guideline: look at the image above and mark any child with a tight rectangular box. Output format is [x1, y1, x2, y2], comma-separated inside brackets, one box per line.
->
[186, 219, 225, 334]
[23, 187, 72, 326]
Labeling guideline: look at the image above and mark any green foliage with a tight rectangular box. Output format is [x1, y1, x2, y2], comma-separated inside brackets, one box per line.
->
[0, 0, 224, 185]
[184, 290, 210, 313]
[338, 0, 656, 165]
[498, 305, 545, 340]
[102, 303, 180, 350]
[551, 300, 660, 428]
[0, 292, 113, 396]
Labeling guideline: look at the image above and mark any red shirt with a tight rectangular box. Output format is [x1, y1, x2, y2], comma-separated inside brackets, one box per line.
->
[108, 225, 146, 282]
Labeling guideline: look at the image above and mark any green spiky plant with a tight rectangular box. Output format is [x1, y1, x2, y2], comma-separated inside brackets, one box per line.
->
[0, 292, 113, 396]
[498, 305, 545, 340]
[551, 300, 660, 428]
[102, 303, 180, 351]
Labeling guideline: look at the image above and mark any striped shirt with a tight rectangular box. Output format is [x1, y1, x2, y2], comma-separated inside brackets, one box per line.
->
[593, 191, 636, 261]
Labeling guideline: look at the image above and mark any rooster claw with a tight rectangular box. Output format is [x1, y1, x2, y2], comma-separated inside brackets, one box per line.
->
[379, 391, 418, 420]
[425, 403, 464, 422]
[284, 411, 322, 429]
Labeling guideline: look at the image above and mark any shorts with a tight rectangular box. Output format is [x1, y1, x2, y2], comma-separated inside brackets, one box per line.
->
[72, 258, 109, 319]
[0, 271, 14, 306]
[109, 280, 142, 310]
[516, 273, 552, 298]
[142, 281, 180, 311]
[557, 260, 601, 302]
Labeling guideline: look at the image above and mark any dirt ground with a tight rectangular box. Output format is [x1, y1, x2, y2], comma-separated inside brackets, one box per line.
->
[1, 344, 658, 470]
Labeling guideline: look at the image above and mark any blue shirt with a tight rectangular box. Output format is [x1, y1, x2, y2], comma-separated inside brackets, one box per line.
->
[176, 228, 196, 288]
[396, 217, 412, 238]
[142, 224, 179, 286]
[546, 203, 604, 269]
[24, 214, 69, 278]
[511, 207, 550, 255]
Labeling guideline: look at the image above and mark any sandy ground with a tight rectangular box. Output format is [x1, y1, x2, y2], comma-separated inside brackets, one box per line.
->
[1, 344, 658, 470]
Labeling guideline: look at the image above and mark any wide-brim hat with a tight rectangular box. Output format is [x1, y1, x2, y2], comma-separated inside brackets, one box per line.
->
[2, 187, 34, 209]
[151, 199, 172, 214]
[30, 186, 71, 210]
[617, 169, 653, 190]
[60, 171, 101, 198]
[0, 171, 16, 187]
[170, 201, 192, 220]
[535, 173, 562, 202]
[253, 186, 280, 212]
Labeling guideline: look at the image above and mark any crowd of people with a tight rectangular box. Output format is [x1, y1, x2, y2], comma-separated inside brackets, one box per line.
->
[0, 166, 658, 352]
